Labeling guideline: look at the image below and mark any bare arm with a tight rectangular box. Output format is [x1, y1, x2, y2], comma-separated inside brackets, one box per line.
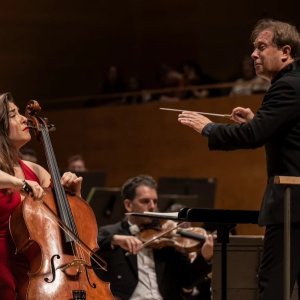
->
[0, 169, 25, 190]
[24, 161, 82, 197]
[23, 160, 51, 187]
[0, 169, 45, 199]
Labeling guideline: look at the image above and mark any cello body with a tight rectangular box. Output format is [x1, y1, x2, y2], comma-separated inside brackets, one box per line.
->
[10, 189, 114, 299]
[9, 100, 114, 300]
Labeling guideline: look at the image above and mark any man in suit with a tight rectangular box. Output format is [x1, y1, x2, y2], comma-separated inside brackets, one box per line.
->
[94, 175, 213, 300]
[178, 19, 300, 299]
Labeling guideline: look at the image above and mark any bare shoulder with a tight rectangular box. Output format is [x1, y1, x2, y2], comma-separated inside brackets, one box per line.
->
[22, 160, 51, 187]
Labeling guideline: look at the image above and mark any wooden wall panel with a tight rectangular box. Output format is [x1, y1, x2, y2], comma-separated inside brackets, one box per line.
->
[1, 1, 300, 103]
[34, 95, 268, 235]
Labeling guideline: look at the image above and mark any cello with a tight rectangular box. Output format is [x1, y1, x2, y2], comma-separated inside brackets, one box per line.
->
[9, 100, 114, 299]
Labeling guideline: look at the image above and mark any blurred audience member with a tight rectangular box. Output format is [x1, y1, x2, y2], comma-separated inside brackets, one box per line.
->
[157, 61, 220, 101]
[20, 147, 38, 163]
[157, 63, 186, 101]
[122, 76, 151, 104]
[230, 56, 270, 96]
[181, 60, 220, 98]
[67, 154, 87, 172]
[100, 65, 125, 95]
[181, 61, 209, 99]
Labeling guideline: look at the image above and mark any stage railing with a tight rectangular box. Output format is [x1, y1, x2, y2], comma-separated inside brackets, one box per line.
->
[43, 81, 240, 109]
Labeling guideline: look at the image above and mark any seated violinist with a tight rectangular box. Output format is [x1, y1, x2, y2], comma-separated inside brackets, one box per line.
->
[94, 175, 214, 300]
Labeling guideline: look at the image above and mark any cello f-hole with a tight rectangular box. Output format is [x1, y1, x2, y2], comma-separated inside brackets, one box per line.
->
[44, 254, 60, 283]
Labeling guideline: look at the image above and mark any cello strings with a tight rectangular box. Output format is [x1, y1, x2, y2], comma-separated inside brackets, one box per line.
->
[41, 200, 106, 269]
[39, 201, 108, 271]
[42, 125, 78, 235]
[41, 125, 84, 262]
[42, 120, 90, 271]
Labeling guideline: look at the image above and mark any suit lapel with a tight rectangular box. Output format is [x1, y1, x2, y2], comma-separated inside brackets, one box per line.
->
[121, 220, 138, 277]
[153, 250, 166, 287]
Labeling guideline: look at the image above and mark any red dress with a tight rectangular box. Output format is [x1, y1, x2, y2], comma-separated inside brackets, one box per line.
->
[0, 160, 40, 299]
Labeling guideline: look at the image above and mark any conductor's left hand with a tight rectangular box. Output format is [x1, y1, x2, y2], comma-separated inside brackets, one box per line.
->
[61, 172, 83, 197]
[178, 111, 212, 134]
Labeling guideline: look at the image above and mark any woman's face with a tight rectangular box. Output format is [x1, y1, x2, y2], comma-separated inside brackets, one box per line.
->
[8, 102, 31, 149]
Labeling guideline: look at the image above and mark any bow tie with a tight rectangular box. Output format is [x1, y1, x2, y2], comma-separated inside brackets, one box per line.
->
[129, 224, 140, 235]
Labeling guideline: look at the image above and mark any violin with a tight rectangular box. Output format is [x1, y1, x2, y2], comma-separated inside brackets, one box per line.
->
[9, 100, 114, 300]
[136, 219, 207, 254]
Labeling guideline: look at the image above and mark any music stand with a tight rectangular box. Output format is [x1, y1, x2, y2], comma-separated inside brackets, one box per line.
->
[274, 175, 300, 300]
[158, 193, 208, 212]
[75, 171, 106, 199]
[158, 177, 216, 208]
[86, 187, 125, 227]
[178, 208, 259, 300]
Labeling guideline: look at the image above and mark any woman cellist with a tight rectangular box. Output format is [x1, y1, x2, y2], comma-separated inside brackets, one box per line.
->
[0, 92, 82, 299]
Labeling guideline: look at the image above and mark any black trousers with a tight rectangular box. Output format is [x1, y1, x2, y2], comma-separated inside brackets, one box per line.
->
[258, 224, 300, 300]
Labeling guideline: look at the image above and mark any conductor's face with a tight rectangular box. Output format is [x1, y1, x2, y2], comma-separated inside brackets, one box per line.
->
[251, 29, 290, 81]
[125, 185, 158, 225]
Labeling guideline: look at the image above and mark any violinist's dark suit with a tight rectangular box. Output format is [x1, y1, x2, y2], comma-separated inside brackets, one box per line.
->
[94, 220, 211, 300]
[206, 61, 300, 300]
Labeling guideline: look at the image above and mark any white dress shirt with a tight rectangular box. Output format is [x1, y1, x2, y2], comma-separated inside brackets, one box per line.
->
[128, 222, 163, 300]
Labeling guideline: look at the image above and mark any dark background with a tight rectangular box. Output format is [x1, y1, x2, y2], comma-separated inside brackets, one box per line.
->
[0, 1, 299, 106]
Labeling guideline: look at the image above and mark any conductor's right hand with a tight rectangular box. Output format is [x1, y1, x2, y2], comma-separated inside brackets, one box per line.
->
[112, 235, 143, 255]
[230, 107, 254, 124]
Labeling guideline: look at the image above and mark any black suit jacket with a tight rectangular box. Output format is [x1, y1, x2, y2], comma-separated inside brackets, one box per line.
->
[208, 61, 300, 225]
[94, 220, 211, 300]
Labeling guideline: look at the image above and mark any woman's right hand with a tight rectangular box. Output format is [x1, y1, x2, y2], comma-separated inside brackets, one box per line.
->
[230, 107, 254, 124]
[18, 179, 45, 200]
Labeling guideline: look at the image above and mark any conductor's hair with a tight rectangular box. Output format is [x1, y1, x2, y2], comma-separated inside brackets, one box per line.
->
[251, 19, 300, 59]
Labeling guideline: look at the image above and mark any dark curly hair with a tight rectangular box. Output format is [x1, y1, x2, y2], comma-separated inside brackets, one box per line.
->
[121, 175, 157, 201]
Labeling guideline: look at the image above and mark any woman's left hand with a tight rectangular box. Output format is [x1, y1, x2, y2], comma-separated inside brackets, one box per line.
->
[60, 172, 83, 197]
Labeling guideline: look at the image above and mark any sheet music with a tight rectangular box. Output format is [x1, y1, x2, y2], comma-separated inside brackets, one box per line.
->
[125, 211, 179, 219]
[126, 209, 259, 223]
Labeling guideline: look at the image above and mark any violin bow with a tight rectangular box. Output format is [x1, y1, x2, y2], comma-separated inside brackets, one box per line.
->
[139, 222, 188, 249]
[125, 221, 187, 256]
[39, 201, 108, 271]
[160, 107, 231, 118]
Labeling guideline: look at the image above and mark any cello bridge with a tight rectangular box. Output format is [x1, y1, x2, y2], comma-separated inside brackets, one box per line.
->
[60, 259, 88, 275]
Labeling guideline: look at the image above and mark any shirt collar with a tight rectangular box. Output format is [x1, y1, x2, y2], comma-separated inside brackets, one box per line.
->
[128, 220, 140, 235]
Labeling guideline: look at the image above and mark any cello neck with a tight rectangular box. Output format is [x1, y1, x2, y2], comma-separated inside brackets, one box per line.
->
[40, 124, 78, 244]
